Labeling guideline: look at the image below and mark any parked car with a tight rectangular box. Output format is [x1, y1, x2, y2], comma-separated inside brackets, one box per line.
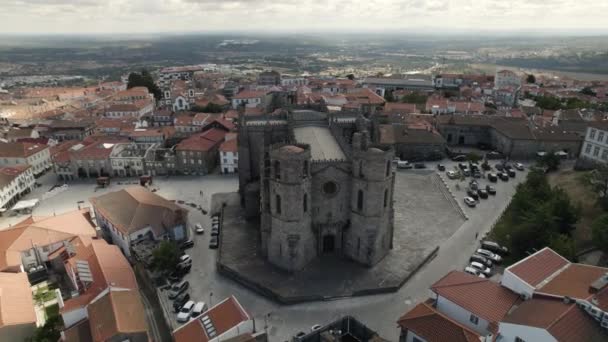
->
[311, 324, 322, 332]
[462, 168, 471, 177]
[177, 300, 196, 323]
[507, 169, 516, 178]
[470, 254, 493, 267]
[464, 197, 477, 208]
[477, 189, 488, 199]
[470, 261, 492, 276]
[458, 163, 468, 170]
[467, 189, 479, 200]
[414, 163, 426, 169]
[476, 249, 502, 263]
[464, 266, 486, 278]
[179, 254, 191, 264]
[397, 160, 413, 169]
[167, 272, 183, 283]
[209, 236, 219, 249]
[294, 331, 307, 340]
[195, 223, 204, 234]
[191, 302, 208, 318]
[486, 151, 504, 160]
[173, 293, 191, 312]
[177, 263, 191, 274]
[446, 170, 459, 179]
[487, 173, 498, 182]
[499, 172, 509, 181]
[452, 155, 467, 161]
[211, 227, 219, 236]
[481, 241, 509, 255]
[486, 185, 496, 195]
[180, 239, 194, 250]
[469, 180, 479, 190]
[481, 162, 492, 171]
[168, 280, 189, 299]
[437, 164, 446, 171]
[515, 162, 525, 171]
[495, 163, 504, 171]
[472, 171, 482, 178]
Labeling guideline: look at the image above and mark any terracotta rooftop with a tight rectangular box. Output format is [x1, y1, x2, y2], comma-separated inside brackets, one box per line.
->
[397, 302, 480, 342]
[539, 263, 608, 299]
[219, 137, 237, 153]
[431, 271, 520, 325]
[176, 128, 226, 152]
[506, 247, 570, 288]
[233, 90, 267, 100]
[0, 272, 36, 328]
[87, 289, 149, 341]
[0, 141, 48, 158]
[502, 296, 608, 342]
[89, 186, 186, 236]
[0, 164, 31, 188]
[173, 296, 250, 342]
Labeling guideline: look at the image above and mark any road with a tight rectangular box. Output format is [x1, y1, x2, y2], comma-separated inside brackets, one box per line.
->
[1, 163, 527, 341]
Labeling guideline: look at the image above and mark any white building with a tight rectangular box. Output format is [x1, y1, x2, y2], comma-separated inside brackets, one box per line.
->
[109, 143, 155, 177]
[105, 99, 154, 119]
[495, 70, 521, 90]
[219, 133, 238, 174]
[231, 90, 268, 109]
[0, 165, 34, 210]
[580, 123, 608, 164]
[0, 142, 51, 176]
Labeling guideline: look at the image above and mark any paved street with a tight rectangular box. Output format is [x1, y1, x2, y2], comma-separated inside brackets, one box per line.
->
[1, 162, 527, 341]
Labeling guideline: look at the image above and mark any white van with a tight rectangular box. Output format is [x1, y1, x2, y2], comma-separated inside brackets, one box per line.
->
[191, 301, 208, 318]
[177, 300, 195, 323]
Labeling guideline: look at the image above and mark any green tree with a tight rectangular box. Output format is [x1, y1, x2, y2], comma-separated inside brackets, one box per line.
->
[526, 74, 536, 84]
[549, 233, 577, 261]
[582, 165, 608, 210]
[28, 314, 62, 342]
[384, 91, 395, 102]
[127, 69, 162, 100]
[346, 74, 355, 80]
[151, 241, 181, 274]
[537, 153, 561, 172]
[591, 213, 608, 253]
[581, 87, 596, 97]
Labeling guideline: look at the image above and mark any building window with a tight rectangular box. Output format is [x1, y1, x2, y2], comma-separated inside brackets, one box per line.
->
[599, 132, 605, 143]
[384, 189, 389, 207]
[303, 161, 309, 178]
[386, 160, 391, 177]
[276, 195, 281, 214]
[594, 146, 600, 157]
[590, 129, 597, 140]
[469, 314, 479, 325]
[586, 143, 592, 154]
[274, 160, 281, 180]
[358, 160, 364, 178]
[303, 193, 308, 213]
[357, 190, 363, 211]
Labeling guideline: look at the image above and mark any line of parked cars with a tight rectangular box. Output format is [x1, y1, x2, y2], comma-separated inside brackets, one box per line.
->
[464, 240, 509, 278]
[209, 214, 220, 249]
[463, 179, 497, 208]
[167, 279, 209, 323]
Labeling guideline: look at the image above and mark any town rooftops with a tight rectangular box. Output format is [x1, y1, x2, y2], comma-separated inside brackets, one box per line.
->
[0, 272, 36, 328]
[430, 271, 520, 326]
[539, 263, 608, 299]
[89, 186, 186, 236]
[0, 208, 97, 271]
[87, 289, 149, 341]
[173, 296, 250, 342]
[219, 137, 237, 153]
[176, 128, 226, 152]
[233, 90, 268, 100]
[501, 296, 608, 342]
[0, 141, 47, 158]
[505, 247, 571, 288]
[397, 301, 480, 342]
[0, 164, 31, 188]
[379, 124, 445, 145]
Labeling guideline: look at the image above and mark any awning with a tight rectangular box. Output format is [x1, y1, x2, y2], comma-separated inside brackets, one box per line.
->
[12, 198, 39, 211]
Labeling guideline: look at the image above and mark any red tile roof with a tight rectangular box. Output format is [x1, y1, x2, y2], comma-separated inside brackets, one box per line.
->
[219, 137, 237, 153]
[397, 302, 480, 342]
[431, 271, 520, 325]
[502, 296, 608, 342]
[0, 142, 48, 158]
[173, 296, 250, 342]
[539, 264, 607, 299]
[176, 128, 226, 152]
[233, 90, 267, 100]
[507, 247, 570, 287]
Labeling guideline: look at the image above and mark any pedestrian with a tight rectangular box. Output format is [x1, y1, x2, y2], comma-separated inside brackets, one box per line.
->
[475, 232, 479, 240]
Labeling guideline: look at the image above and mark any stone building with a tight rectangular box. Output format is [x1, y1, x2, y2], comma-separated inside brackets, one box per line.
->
[239, 110, 396, 272]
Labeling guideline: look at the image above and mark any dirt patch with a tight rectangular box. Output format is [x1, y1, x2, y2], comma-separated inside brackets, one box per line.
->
[548, 169, 602, 249]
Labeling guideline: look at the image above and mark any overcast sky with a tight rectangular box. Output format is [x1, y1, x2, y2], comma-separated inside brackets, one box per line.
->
[1, 0, 607, 34]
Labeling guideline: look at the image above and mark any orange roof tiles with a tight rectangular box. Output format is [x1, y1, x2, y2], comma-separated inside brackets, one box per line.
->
[219, 138, 237, 153]
[0, 272, 36, 328]
[397, 302, 480, 342]
[173, 296, 250, 342]
[539, 264, 607, 299]
[502, 296, 608, 342]
[87, 289, 149, 342]
[176, 128, 226, 152]
[233, 90, 267, 100]
[431, 271, 520, 324]
[0, 141, 48, 158]
[507, 247, 570, 287]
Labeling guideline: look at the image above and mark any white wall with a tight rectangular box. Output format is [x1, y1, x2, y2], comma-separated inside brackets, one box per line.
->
[220, 151, 238, 174]
[436, 295, 490, 335]
[497, 322, 556, 342]
[62, 307, 87, 329]
[0, 167, 34, 209]
[581, 126, 608, 164]
[501, 270, 535, 299]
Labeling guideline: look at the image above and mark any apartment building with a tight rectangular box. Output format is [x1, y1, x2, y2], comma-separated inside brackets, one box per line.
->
[0, 142, 51, 177]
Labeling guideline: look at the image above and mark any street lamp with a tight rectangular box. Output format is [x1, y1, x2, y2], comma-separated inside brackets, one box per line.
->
[209, 291, 213, 307]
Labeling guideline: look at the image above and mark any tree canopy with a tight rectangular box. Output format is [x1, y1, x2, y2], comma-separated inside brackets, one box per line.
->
[537, 153, 561, 172]
[582, 165, 608, 210]
[526, 74, 536, 84]
[127, 69, 162, 100]
[592, 213, 608, 253]
[491, 170, 580, 262]
[28, 314, 62, 342]
[151, 241, 181, 274]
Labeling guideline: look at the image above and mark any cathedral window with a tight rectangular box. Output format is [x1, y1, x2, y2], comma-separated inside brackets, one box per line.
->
[384, 189, 389, 208]
[303, 193, 308, 213]
[386, 160, 391, 177]
[357, 190, 364, 211]
[276, 195, 282, 214]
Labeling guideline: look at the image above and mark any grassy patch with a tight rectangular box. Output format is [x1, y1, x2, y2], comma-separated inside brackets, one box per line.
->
[548, 169, 602, 249]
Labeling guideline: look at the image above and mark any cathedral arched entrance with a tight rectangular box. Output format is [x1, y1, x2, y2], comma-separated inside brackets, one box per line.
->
[322, 235, 335, 253]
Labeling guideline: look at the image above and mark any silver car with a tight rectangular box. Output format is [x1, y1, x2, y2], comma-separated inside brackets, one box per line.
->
[476, 248, 502, 263]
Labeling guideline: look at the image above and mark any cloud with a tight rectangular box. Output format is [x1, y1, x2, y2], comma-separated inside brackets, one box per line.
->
[0, 0, 606, 33]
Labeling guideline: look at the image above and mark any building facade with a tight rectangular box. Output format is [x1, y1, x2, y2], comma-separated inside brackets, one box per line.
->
[580, 123, 608, 164]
